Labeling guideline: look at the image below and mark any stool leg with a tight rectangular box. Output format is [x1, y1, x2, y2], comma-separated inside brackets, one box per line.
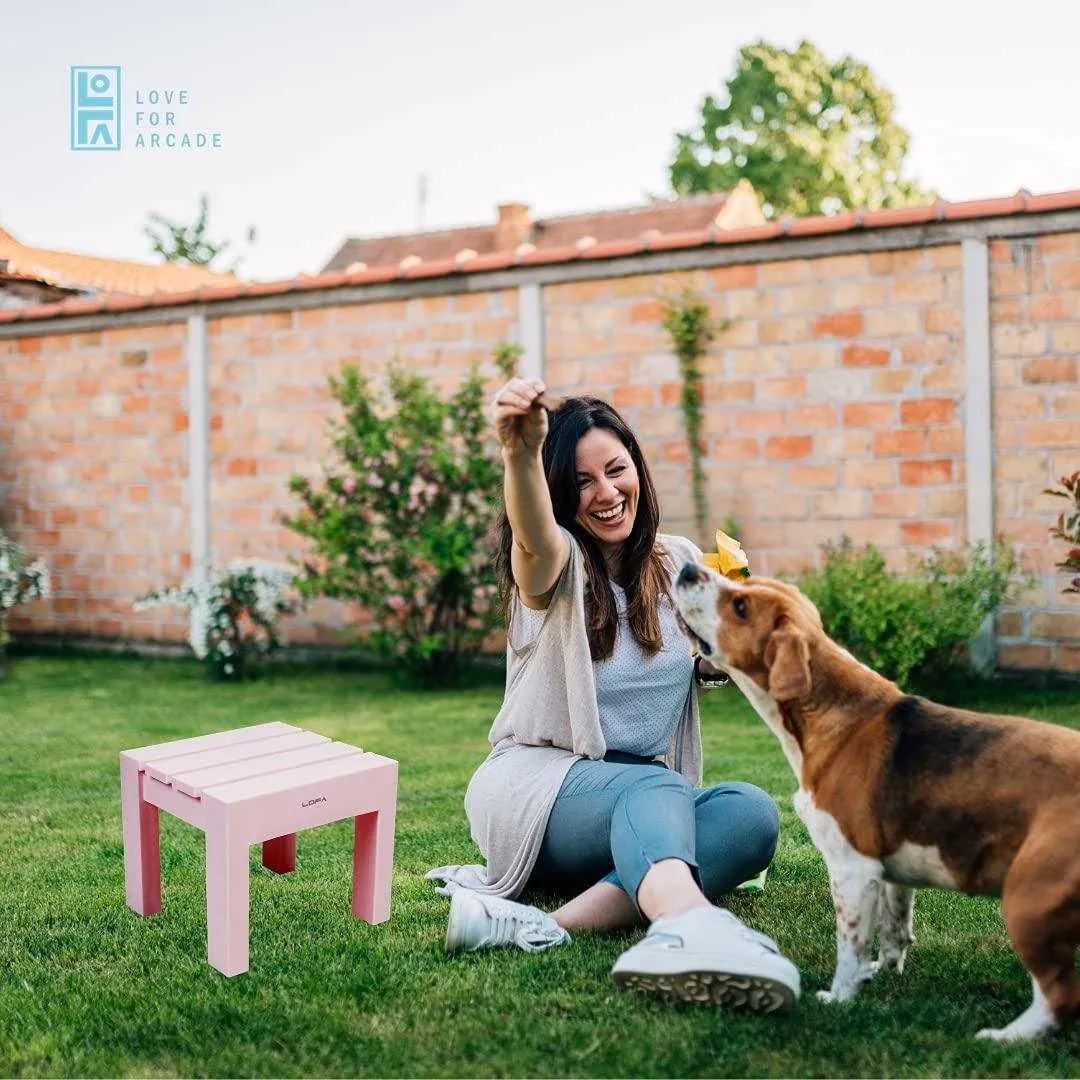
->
[352, 798, 396, 924]
[120, 755, 161, 916]
[262, 834, 297, 874]
[206, 819, 250, 976]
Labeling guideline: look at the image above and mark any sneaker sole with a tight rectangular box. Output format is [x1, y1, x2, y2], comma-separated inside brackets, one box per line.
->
[612, 969, 796, 1013]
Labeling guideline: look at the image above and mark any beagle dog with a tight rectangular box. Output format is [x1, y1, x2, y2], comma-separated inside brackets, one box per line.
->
[673, 562, 1080, 1042]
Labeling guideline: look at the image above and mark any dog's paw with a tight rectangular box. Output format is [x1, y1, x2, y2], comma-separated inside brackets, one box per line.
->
[875, 950, 906, 975]
[816, 990, 837, 1004]
[976, 1026, 1022, 1043]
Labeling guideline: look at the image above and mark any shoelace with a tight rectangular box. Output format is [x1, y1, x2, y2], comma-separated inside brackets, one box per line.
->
[483, 900, 568, 953]
[714, 909, 781, 953]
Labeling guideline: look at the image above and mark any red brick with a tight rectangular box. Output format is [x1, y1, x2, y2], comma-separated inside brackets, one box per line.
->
[1050, 260, 1080, 288]
[1027, 421, 1080, 448]
[1058, 646, 1080, 673]
[928, 427, 964, 454]
[713, 437, 759, 461]
[843, 402, 895, 427]
[629, 300, 663, 323]
[734, 409, 786, 432]
[900, 398, 956, 425]
[777, 285, 830, 315]
[834, 281, 888, 307]
[812, 312, 863, 338]
[813, 253, 870, 279]
[789, 404, 838, 428]
[870, 249, 925, 274]
[842, 344, 890, 368]
[226, 458, 258, 477]
[1022, 357, 1078, 384]
[17, 337, 42, 355]
[890, 273, 945, 303]
[873, 490, 921, 517]
[995, 390, 1047, 420]
[923, 305, 962, 334]
[759, 376, 806, 400]
[996, 611, 1024, 638]
[765, 435, 813, 460]
[789, 464, 838, 487]
[998, 644, 1053, 670]
[872, 370, 915, 394]
[760, 317, 811, 344]
[901, 521, 953, 545]
[708, 264, 758, 289]
[788, 344, 837, 371]
[900, 459, 953, 485]
[901, 337, 954, 365]
[759, 261, 811, 285]
[612, 385, 655, 407]
[814, 490, 867, 518]
[843, 461, 896, 488]
[864, 309, 921, 337]
[704, 380, 754, 403]
[1030, 612, 1080, 641]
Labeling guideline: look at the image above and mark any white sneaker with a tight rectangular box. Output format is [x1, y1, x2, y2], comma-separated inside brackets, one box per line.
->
[611, 906, 800, 1012]
[444, 888, 571, 954]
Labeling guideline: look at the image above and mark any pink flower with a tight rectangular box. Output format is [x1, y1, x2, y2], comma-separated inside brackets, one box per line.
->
[343, 477, 357, 493]
[386, 595, 407, 613]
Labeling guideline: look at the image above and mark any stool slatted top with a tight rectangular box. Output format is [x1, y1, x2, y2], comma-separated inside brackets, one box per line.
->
[120, 722, 398, 976]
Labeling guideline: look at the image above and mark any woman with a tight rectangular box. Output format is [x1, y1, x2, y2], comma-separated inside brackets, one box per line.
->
[428, 378, 800, 1011]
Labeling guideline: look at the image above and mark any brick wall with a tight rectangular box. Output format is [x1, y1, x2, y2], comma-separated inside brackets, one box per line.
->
[546, 246, 967, 577]
[990, 234, 1080, 673]
[2, 231, 1077, 671]
[1, 325, 191, 644]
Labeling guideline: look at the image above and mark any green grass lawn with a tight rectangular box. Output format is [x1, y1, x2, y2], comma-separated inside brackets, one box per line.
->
[2, 654, 1079, 1078]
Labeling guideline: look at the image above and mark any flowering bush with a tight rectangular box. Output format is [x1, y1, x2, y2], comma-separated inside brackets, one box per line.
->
[135, 559, 298, 680]
[0, 530, 51, 660]
[284, 356, 503, 686]
[1045, 469, 1080, 594]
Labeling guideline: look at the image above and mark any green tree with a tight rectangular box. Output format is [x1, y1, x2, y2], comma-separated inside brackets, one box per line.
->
[669, 40, 933, 218]
[144, 193, 257, 272]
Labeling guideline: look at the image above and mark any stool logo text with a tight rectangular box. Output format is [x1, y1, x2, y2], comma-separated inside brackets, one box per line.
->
[70, 66, 121, 151]
[302, 796, 327, 808]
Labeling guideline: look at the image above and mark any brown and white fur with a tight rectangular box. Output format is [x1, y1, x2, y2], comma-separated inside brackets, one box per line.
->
[673, 562, 1080, 1042]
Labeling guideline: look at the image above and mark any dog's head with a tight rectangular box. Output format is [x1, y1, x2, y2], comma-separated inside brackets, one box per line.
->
[673, 562, 823, 703]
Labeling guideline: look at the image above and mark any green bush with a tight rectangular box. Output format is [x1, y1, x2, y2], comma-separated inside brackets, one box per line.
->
[284, 356, 503, 687]
[796, 537, 1024, 688]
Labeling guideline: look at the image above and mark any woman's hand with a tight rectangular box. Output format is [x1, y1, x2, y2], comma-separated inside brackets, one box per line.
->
[491, 377, 550, 455]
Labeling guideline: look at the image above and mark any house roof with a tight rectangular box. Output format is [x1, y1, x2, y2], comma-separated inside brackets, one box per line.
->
[0, 225, 238, 298]
[1, 187, 1079, 327]
[322, 183, 764, 271]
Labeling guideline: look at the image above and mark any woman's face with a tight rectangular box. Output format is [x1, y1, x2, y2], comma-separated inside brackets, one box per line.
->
[573, 427, 639, 550]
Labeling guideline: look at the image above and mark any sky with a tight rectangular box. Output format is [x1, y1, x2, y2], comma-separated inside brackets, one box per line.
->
[3, 0, 1079, 282]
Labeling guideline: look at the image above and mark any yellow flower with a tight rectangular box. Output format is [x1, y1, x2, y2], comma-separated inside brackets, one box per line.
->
[702, 529, 751, 579]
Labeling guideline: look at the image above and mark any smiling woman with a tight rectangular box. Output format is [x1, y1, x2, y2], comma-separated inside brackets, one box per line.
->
[426, 384, 800, 1015]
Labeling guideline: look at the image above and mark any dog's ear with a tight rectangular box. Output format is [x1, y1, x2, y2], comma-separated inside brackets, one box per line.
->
[764, 618, 811, 702]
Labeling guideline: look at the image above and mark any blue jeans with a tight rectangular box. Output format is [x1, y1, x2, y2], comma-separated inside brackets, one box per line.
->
[528, 751, 779, 912]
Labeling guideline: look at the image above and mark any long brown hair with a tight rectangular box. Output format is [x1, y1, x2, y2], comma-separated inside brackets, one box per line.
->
[493, 395, 673, 661]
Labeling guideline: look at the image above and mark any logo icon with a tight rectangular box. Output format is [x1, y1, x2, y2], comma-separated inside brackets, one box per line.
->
[70, 66, 121, 150]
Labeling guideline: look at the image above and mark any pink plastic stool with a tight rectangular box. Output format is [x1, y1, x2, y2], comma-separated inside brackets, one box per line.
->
[120, 722, 398, 976]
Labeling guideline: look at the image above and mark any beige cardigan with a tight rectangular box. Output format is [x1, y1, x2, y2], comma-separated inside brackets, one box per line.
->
[454, 526, 706, 899]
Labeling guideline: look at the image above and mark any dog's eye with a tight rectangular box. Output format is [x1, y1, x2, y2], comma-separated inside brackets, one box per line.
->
[732, 596, 749, 620]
